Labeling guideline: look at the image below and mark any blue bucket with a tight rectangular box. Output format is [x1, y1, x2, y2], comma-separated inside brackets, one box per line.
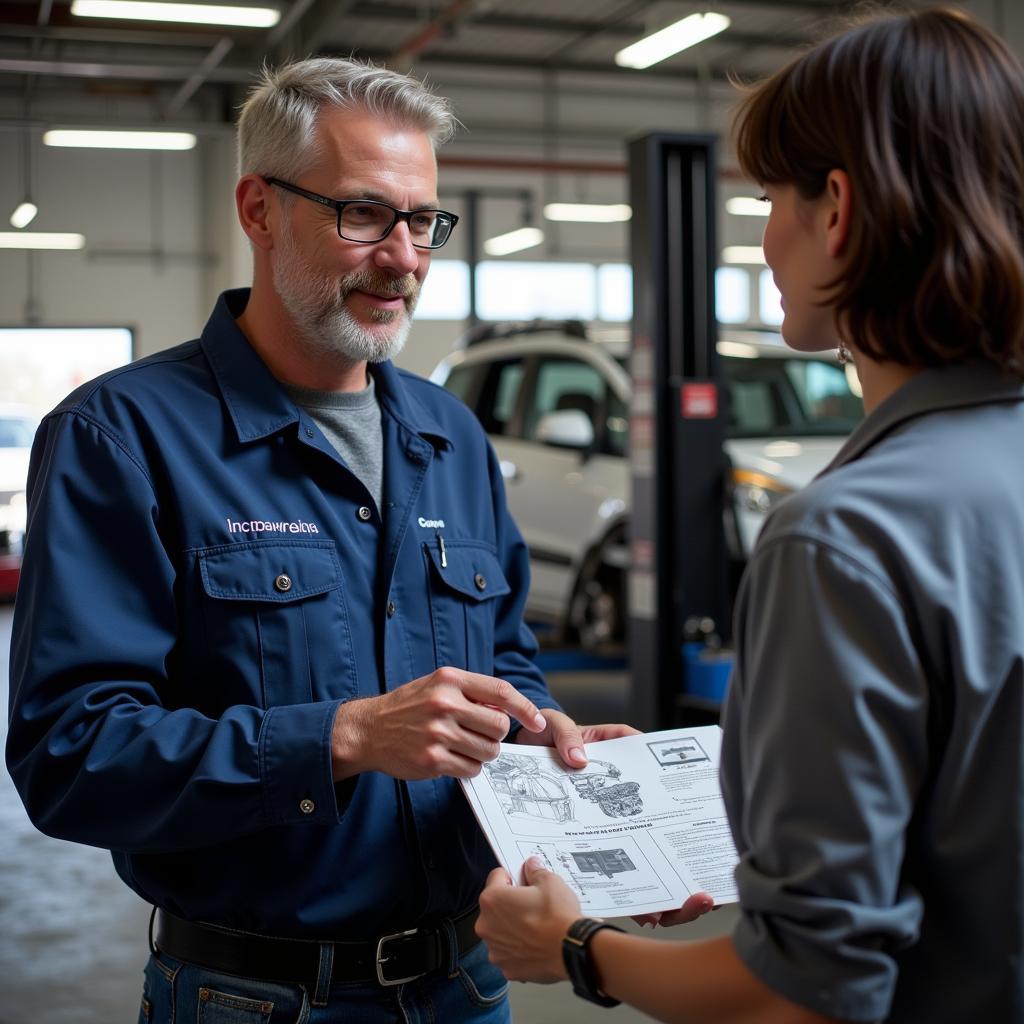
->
[681, 642, 733, 703]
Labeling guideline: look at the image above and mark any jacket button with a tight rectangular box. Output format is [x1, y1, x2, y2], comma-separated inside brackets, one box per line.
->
[474, 573, 487, 591]
[274, 574, 292, 593]
[357, 506, 372, 522]
[387, 600, 396, 618]
[305, 426, 314, 438]
[299, 798, 315, 814]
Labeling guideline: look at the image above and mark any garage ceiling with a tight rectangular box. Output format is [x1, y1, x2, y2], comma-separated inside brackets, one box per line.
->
[0, 0, 881, 137]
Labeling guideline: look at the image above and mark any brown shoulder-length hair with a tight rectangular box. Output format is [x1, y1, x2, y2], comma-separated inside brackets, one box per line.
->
[733, 6, 1024, 376]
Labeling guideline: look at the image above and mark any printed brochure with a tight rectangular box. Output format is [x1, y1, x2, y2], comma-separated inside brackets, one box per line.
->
[460, 726, 739, 917]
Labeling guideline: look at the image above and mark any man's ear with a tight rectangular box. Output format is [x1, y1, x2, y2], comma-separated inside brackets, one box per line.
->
[236, 175, 276, 251]
[823, 168, 852, 259]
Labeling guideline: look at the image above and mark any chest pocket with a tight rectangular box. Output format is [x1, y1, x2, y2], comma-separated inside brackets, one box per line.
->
[423, 541, 511, 674]
[197, 540, 348, 708]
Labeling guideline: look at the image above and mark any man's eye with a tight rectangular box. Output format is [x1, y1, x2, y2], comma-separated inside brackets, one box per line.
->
[347, 205, 379, 222]
[410, 212, 438, 232]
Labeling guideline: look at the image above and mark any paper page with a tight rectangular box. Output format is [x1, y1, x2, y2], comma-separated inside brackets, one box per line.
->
[460, 726, 738, 917]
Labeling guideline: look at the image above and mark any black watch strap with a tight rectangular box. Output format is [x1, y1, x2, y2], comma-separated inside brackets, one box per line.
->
[562, 917, 623, 1008]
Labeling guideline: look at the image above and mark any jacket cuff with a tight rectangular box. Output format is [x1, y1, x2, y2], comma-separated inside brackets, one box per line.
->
[259, 701, 348, 824]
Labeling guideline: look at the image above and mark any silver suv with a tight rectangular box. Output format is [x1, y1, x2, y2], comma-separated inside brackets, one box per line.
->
[430, 323, 862, 651]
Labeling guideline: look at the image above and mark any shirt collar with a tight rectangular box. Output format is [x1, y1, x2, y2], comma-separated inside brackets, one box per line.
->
[825, 360, 1024, 474]
[200, 288, 452, 449]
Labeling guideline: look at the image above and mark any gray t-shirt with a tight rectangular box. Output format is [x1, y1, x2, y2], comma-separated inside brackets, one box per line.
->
[283, 375, 384, 511]
[721, 362, 1024, 1023]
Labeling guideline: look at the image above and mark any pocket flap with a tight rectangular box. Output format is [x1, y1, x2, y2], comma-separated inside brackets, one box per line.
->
[198, 540, 341, 602]
[424, 542, 511, 602]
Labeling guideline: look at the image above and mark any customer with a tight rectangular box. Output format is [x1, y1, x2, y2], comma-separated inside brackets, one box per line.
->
[6, 57, 634, 1023]
[476, 7, 1024, 1022]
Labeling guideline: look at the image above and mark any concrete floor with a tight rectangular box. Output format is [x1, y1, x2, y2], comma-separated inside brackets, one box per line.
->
[0, 607, 736, 1023]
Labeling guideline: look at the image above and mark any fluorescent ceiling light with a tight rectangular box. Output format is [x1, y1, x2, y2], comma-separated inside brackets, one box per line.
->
[726, 197, 769, 217]
[544, 203, 632, 223]
[44, 129, 197, 150]
[484, 227, 544, 256]
[0, 232, 86, 250]
[10, 202, 39, 229]
[71, 0, 279, 27]
[615, 12, 730, 70]
[716, 340, 758, 359]
[722, 246, 766, 265]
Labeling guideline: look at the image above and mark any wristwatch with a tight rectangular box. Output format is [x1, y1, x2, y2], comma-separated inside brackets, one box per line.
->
[562, 917, 623, 1007]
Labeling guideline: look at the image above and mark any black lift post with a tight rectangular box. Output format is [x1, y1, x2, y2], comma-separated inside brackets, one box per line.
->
[627, 133, 730, 731]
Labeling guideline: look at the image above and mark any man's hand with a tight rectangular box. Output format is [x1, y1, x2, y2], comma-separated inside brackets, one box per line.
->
[632, 893, 715, 930]
[514, 708, 639, 768]
[331, 667, 548, 781]
[477, 856, 580, 983]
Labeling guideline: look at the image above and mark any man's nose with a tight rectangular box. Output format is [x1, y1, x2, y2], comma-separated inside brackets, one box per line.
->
[374, 220, 421, 276]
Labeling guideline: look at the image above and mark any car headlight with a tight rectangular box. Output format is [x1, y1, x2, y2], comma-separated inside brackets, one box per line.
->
[729, 468, 794, 515]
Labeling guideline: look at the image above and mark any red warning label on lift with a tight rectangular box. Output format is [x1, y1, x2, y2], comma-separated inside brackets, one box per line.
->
[680, 382, 718, 419]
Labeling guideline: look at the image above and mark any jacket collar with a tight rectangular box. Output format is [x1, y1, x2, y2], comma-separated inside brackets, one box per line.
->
[200, 288, 452, 449]
[825, 360, 1024, 474]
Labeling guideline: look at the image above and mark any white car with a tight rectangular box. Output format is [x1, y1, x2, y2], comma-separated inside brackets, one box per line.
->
[0, 405, 36, 599]
[430, 323, 863, 651]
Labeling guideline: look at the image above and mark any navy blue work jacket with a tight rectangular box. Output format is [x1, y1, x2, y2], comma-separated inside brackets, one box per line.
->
[6, 288, 559, 939]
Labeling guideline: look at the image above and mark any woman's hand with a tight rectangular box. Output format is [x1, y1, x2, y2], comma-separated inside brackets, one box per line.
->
[476, 856, 581, 982]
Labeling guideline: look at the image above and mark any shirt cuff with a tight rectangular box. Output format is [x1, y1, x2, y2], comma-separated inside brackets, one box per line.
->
[259, 700, 348, 825]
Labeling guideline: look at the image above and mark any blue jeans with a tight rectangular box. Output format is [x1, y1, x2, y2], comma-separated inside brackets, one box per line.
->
[138, 937, 511, 1024]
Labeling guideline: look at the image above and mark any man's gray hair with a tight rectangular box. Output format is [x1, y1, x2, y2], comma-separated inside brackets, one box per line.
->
[237, 56, 457, 179]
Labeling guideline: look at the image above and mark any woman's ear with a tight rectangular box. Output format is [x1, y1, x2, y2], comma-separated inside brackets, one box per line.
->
[823, 169, 852, 259]
[236, 175, 276, 251]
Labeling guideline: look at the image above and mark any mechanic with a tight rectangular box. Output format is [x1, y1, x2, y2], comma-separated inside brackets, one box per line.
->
[6, 57, 641, 1023]
[475, 7, 1024, 1023]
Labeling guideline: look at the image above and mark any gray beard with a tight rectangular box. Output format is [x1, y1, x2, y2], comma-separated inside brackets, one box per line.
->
[273, 222, 419, 365]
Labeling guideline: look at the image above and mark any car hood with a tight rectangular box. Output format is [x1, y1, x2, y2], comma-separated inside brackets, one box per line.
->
[724, 436, 842, 490]
[0, 448, 31, 492]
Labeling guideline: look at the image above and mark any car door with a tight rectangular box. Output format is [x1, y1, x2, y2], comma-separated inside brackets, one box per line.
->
[502, 355, 626, 620]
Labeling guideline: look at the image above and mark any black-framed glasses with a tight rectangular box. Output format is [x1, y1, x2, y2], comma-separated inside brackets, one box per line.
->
[265, 177, 458, 250]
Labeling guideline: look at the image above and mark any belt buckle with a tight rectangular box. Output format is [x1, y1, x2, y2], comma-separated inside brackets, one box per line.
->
[375, 927, 423, 986]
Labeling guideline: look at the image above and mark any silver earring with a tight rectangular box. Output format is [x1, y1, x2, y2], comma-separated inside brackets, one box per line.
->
[837, 342, 852, 365]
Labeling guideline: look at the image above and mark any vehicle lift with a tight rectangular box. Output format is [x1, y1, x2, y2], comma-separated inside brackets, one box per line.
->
[627, 133, 732, 731]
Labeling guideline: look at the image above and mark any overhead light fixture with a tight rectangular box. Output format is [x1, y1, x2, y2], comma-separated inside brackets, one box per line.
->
[615, 12, 730, 70]
[722, 245, 766, 265]
[44, 129, 197, 150]
[484, 227, 544, 257]
[726, 197, 769, 217]
[544, 203, 632, 223]
[0, 232, 86, 250]
[716, 340, 758, 359]
[10, 202, 39, 229]
[71, 0, 280, 27]
[11, 127, 38, 229]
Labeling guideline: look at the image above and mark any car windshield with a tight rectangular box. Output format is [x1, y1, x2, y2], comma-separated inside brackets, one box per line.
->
[612, 353, 862, 439]
[722, 356, 862, 438]
[0, 417, 36, 448]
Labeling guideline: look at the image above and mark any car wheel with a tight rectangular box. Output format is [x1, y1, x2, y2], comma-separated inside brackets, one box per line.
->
[569, 528, 627, 653]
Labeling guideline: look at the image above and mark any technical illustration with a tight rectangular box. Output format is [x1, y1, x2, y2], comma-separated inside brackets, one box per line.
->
[647, 736, 711, 768]
[565, 849, 636, 878]
[566, 759, 643, 817]
[484, 754, 574, 822]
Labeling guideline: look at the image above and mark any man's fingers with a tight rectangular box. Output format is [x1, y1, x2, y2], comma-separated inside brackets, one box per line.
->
[542, 710, 587, 767]
[459, 672, 547, 733]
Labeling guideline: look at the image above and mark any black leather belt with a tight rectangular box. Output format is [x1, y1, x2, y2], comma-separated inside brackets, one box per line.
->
[154, 906, 480, 989]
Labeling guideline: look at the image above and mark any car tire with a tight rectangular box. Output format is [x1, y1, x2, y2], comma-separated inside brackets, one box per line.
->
[568, 526, 628, 654]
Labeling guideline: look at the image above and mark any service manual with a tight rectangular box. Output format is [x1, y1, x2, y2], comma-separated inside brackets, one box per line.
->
[460, 726, 739, 917]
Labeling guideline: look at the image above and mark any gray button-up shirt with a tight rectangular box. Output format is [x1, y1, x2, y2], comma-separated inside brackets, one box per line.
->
[721, 361, 1024, 1022]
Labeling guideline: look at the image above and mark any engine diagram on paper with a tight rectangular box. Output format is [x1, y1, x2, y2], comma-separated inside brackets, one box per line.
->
[484, 755, 575, 822]
[567, 759, 644, 818]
